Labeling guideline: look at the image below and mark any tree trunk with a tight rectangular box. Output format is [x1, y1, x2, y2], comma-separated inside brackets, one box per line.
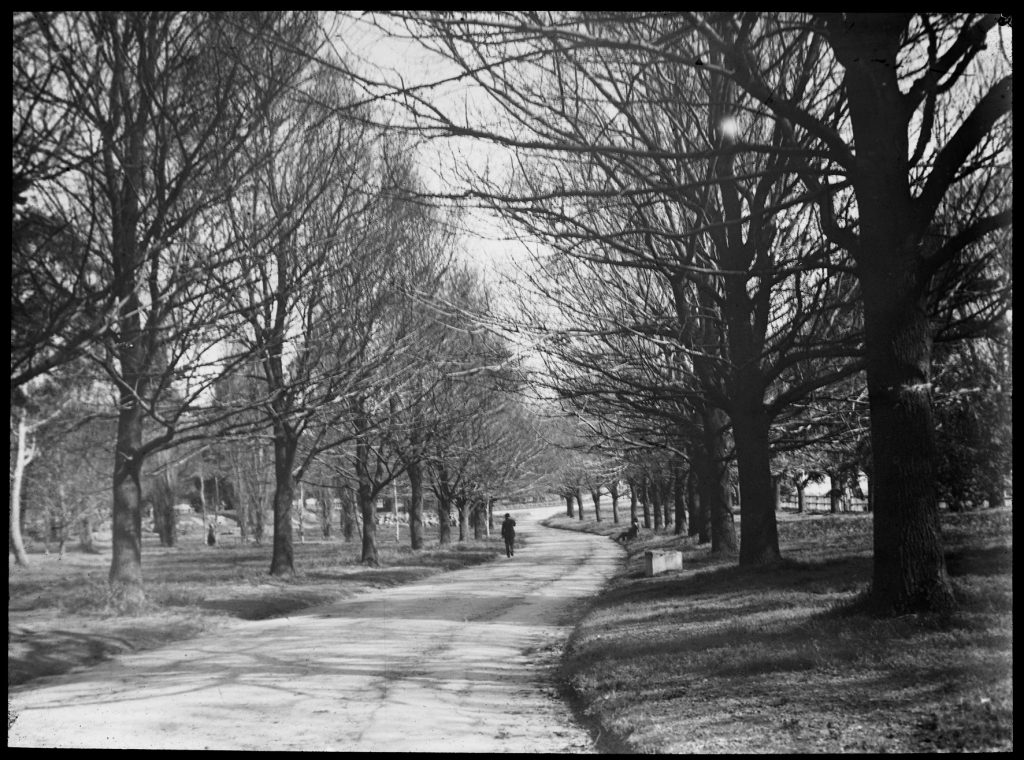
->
[829, 471, 841, 514]
[110, 464, 144, 602]
[239, 478, 251, 544]
[830, 14, 954, 614]
[316, 487, 329, 539]
[354, 434, 379, 565]
[640, 478, 652, 529]
[324, 487, 333, 538]
[575, 488, 585, 520]
[437, 495, 452, 545]
[213, 475, 221, 524]
[165, 474, 177, 546]
[10, 411, 33, 567]
[734, 401, 781, 565]
[986, 480, 1004, 509]
[590, 488, 602, 522]
[627, 481, 638, 524]
[391, 484, 400, 543]
[353, 496, 363, 541]
[712, 68, 774, 562]
[198, 462, 209, 542]
[564, 492, 575, 517]
[105, 51, 153, 608]
[43, 510, 52, 555]
[473, 499, 485, 540]
[651, 480, 663, 530]
[358, 479, 378, 566]
[56, 485, 66, 558]
[434, 468, 454, 545]
[253, 478, 266, 545]
[686, 469, 701, 539]
[109, 400, 146, 607]
[256, 446, 271, 544]
[338, 481, 356, 541]
[796, 482, 806, 514]
[234, 463, 249, 544]
[772, 472, 783, 513]
[863, 271, 953, 612]
[457, 498, 469, 542]
[79, 514, 96, 553]
[702, 407, 738, 555]
[673, 468, 687, 536]
[153, 470, 176, 547]
[407, 459, 425, 550]
[609, 481, 620, 523]
[269, 426, 297, 576]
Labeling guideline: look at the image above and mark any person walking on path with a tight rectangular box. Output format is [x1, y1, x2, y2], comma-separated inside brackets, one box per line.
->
[501, 513, 516, 557]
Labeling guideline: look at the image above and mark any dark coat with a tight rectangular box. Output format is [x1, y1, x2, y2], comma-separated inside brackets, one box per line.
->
[501, 517, 516, 539]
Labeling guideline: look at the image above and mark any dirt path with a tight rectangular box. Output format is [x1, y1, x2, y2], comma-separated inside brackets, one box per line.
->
[8, 507, 622, 752]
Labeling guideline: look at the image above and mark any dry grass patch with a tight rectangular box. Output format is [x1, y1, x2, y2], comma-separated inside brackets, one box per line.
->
[547, 508, 1012, 753]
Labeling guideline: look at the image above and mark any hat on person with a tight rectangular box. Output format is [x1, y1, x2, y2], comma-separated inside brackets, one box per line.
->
[505, 513, 511, 518]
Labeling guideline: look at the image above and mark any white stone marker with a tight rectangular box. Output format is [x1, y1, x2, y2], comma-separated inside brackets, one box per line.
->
[644, 549, 683, 577]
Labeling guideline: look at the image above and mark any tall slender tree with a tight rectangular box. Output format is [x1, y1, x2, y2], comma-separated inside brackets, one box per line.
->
[15, 12, 325, 604]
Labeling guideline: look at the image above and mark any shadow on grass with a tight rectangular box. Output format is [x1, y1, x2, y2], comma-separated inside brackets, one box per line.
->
[944, 544, 1012, 577]
[194, 592, 340, 621]
[302, 567, 431, 586]
[564, 575, 1011, 751]
[568, 546, 1011, 682]
[558, 508, 1012, 753]
[8, 628, 134, 686]
[593, 554, 873, 613]
[8, 622, 204, 687]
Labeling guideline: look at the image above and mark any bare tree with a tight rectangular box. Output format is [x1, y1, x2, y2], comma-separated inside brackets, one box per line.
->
[213, 50, 415, 574]
[368, 12, 869, 567]
[11, 15, 115, 391]
[14, 12, 327, 605]
[688, 12, 1012, 612]
[373, 206, 461, 551]
[369, 11, 1010, 612]
[10, 405, 44, 566]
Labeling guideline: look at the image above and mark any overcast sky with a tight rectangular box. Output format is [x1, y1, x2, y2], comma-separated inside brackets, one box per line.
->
[327, 12, 535, 298]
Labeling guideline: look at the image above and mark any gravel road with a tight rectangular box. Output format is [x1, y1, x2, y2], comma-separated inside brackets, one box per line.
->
[8, 506, 622, 752]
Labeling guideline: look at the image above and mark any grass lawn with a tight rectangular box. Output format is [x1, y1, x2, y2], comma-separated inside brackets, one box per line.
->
[545, 507, 1012, 753]
[9, 515, 509, 691]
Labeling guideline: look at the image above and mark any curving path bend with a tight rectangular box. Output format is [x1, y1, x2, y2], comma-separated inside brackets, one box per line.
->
[8, 506, 622, 752]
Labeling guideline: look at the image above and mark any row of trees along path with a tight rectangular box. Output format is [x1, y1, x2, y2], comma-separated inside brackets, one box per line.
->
[360, 12, 1011, 615]
[11, 12, 1011, 619]
[12, 12, 555, 606]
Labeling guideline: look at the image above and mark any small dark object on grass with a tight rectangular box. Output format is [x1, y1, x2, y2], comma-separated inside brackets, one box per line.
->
[615, 521, 640, 544]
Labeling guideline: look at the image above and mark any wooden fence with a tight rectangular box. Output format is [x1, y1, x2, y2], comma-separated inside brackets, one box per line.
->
[779, 494, 869, 513]
[500, 498, 565, 513]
